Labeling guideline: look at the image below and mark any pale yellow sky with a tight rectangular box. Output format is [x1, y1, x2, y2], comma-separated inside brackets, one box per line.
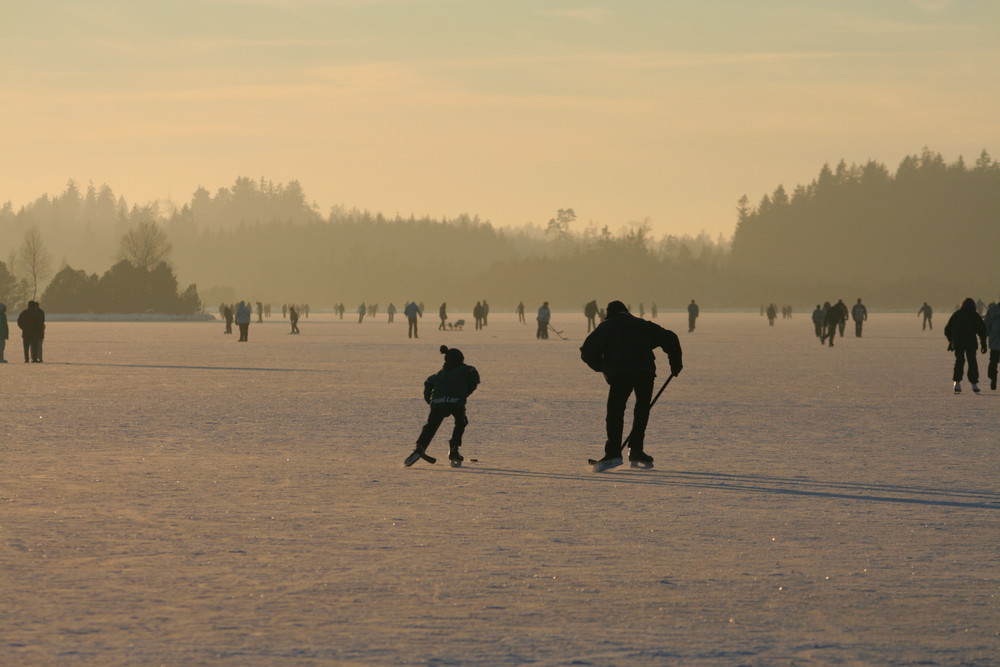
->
[1, 0, 997, 237]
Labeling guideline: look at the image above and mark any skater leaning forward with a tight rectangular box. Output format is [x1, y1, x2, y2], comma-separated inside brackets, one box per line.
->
[405, 346, 481, 467]
[580, 300, 682, 471]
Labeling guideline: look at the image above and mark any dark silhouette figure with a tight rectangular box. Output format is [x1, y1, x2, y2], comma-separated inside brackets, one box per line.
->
[918, 302, 933, 330]
[223, 305, 234, 334]
[357, 303, 366, 323]
[985, 301, 1000, 390]
[852, 298, 868, 337]
[405, 345, 481, 467]
[584, 300, 599, 332]
[766, 303, 777, 326]
[438, 303, 448, 330]
[536, 302, 551, 339]
[404, 301, 421, 338]
[0, 302, 8, 363]
[482, 300, 489, 326]
[834, 299, 848, 337]
[17, 300, 45, 362]
[235, 301, 252, 341]
[256, 301, 264, 323]
[945, 297, 987, 393]
[811, 304, 824, 338]
[821, 301, 846, 347]
[473, 301, 484, 330]
[289, 305, 300, 334]
[651, 303, 658, 319]
[687, 299, 699, 332]
[580, 301, 682, 468]
[516, 301, 525, 324]
[387, 303, 396, 323]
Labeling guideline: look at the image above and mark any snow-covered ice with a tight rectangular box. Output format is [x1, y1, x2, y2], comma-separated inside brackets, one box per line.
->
[2, 312, 998, 664]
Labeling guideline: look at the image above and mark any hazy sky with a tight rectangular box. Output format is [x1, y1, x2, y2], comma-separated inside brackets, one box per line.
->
[2, 0, 997, 237]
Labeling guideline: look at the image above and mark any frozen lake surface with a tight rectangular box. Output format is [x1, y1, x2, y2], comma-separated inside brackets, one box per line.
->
[2, 311, 998, 665]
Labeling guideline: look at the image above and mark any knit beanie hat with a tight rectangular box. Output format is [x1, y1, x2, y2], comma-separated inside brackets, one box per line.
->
[440, 345, 464, 364]
[606, 300, 628, 316]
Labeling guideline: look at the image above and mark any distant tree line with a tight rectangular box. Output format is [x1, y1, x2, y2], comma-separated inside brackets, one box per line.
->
[1, 149, 997, 312]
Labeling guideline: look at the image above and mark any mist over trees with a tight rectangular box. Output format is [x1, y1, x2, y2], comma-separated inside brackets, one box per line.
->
[1, 149, 997, 313]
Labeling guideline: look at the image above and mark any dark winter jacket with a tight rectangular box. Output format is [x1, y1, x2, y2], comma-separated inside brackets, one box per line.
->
[17, 301, 45, 340]
[580, 309, 682, 378]
[424, 362, 481, 405]
[944, 299, 987, 350]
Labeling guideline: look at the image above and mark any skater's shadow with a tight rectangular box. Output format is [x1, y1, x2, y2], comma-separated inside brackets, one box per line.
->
[54, 361, 331, 373]
[445, 466, 1000, 510]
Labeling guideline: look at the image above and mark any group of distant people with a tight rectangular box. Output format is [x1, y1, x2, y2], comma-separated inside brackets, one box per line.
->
[0, 300, 45, 363]
[806, 299, 868, 346]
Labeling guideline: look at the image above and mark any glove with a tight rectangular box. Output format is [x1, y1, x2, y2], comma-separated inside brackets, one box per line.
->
[670, 364, 683, 377]
[947, 342, 954, 352]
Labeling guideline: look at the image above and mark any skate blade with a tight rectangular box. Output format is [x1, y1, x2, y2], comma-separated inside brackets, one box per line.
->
[630, 460, 654, 469]
[591, 457, 623, 472]
[450, 460, 462, 468]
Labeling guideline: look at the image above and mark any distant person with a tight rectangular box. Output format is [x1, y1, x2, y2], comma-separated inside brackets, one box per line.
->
[337, 303, 345, 320]
[0, 302, 8, 363]
[834, 299, 849, 337]
[918, 302, 933, 330]
[821, 300, 846, 347]
[404, 301, 421, 338]
[687, 299, 699, 332]
[289, 305, 300, 334]
[387, 303, 396, 323]
[985, 301, 1000, 391]
[357, 303, 366, 323]
[516, 301, 525, 324]
[945, 297, 987, 394]
[651, 303, 658, 319]
[256, 301, 264, 323]
[580, 300, 683, 471]
[282, 303, 288, 319]
[639, 302, 645, 319]
[584, 300, 599, 332]
[473, 301, 484, 330]
[223, 305, 234, 334]
[811, 304, 824, 339]
[482, 299, 490, 326]
[851, 298, 868, 337]
[404, 345, 480, 468]
[766, 303, 777, 326]
[536, 301, 551, 339]
[17, 300, 45, 362]
[438, 302, 448, 330]
[235, 301, 252, 341]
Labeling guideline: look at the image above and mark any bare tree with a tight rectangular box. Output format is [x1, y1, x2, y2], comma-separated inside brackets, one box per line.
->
[119, 220, 172, 271]
[17, 225, 52, 300]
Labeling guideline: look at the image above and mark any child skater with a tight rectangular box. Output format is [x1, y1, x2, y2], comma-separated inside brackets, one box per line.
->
[405, 345, 480, 467]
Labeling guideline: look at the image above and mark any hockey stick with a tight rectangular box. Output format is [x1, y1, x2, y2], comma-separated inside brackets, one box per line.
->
[588, 374, 675, 465]
[548, 323, 568, 340]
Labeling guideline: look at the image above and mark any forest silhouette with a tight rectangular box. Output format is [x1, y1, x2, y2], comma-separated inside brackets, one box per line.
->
[1, 149, 997, 313]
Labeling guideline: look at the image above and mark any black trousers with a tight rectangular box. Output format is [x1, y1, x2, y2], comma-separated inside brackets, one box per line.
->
[854, 320, 864, 337]
[953, 346, 980, 383]
[416, 403, 468, 450]
[605, 372, 655, 457]
[407, 317, 418, 338]
[238, 323, 249, 341]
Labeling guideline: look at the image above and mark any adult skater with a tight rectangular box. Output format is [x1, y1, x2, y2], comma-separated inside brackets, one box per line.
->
[438, 302, 448, 330]
[852, 298, 868, 337]
[516, 301, 525, 324]
[387, 303, 396, 323]
[821, 300, 846, 347]
[986, 301, 1000, 391]
[235, 301, 252, 342]
[766, 303, 777, 326]
[289, 305, 300, 334]
[536, 301, 551, 339]
[687, 299, 699, 332]
[0, 302, 8, 362]
[584, 300, 599, 332]
[811, 304, 824, 339]
[580, 300, 683, 471]
[357, 303, 366, 323]
[404, 300, 421, 338]
[833, 299, 849, 337]
[918, 302, 933, 330]
[404, 345, 481, 468]
[945, 298, 987, 393]
[17, 300, 45, 362]
[482, 299, 489, 326]
[473, 301, 484, 330]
